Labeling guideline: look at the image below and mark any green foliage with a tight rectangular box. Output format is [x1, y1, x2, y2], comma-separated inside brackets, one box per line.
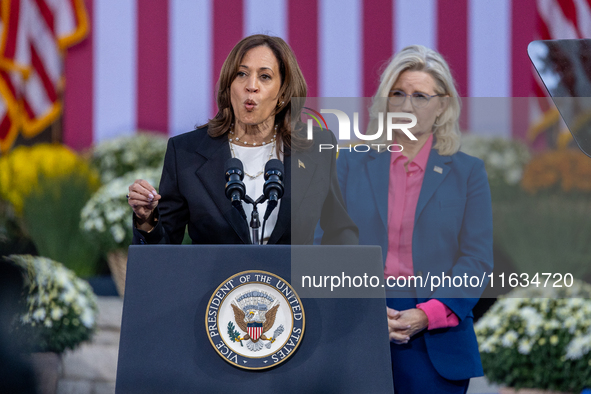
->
[227, 321, 243, 346]
[9, 255, 98, 354]
[21, 172, 100, 278]
[493, 194, 591, 279]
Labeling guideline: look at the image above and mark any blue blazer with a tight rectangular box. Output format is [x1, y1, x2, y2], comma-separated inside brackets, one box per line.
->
[335, 146, 493, 381]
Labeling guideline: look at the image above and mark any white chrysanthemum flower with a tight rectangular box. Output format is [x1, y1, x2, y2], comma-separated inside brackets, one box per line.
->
[565, 316, 579, 334]
[521, 307, 544, 336]
[122, 150, 137, 164]
[50, 308, 64, 321]
[80, 308, 95, 328]
[61, 287, 77, 304]
[475, 314, 501, 332]
[32, 308, 46, 322]
[504, 168, 522, 185]
[105, 207, 126, 224]
[480, 337, 496, 353]
[82, 220, 94, 231]
[502, 330, 519, 347]
[94, 218, 106, 232]
[501, 298, 523, 315]
[518, 339, 533, 355]
[105, 209, 123, 224]
[110, 224, 126, 243]
[567, 298, 584, 308]
[487, 152, 504, 167]
[76, 295, 88, 309]
[102, 154, 116, 167]
[544, 319, 561, 331]
[565, 335, 591, 360]
[54, 268, 69, 287]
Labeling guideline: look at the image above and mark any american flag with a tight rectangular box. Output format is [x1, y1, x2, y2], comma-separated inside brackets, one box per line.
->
[0, 0, 88, 152]
[2, 0, 591, 152]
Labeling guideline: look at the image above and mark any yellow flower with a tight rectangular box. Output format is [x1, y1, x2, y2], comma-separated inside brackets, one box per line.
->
[0, 144, 100, 214]
[538, 337, 547, 346]
[549, 335, 559, 345]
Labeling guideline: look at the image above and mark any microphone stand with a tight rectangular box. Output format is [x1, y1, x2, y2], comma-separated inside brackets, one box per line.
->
[243, 194, 268, 245]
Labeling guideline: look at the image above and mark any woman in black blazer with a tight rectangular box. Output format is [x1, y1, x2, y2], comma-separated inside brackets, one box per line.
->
[127, 34, 358, 246]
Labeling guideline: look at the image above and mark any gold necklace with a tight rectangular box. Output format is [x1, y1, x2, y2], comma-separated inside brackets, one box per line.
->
[229, 128, 278, 179]
[229, 124, 278, 146]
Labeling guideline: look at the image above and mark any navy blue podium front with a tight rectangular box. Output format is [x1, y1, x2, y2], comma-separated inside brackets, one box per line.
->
[115, 245, 394, 393]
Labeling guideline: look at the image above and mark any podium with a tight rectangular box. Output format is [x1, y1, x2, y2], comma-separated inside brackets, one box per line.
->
[115, 245, 394, 393]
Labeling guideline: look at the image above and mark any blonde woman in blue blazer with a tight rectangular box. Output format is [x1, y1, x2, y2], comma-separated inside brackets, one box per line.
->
[335, 46, 493, 393]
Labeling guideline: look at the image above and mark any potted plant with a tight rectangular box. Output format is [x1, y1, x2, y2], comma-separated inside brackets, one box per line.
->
[475, 281, 591, 393]
[8, 254, 99, 394]
[80, 167, 162, 295]
[89, 132, 168, 184]
[0, 144, 101, 278]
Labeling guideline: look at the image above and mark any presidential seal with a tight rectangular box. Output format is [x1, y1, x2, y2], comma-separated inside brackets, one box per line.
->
[205, 270, 305, 370]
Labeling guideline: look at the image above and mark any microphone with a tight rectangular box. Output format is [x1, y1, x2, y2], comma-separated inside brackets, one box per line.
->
[225, 158, 247, 220]
[263, 159, 284, 220]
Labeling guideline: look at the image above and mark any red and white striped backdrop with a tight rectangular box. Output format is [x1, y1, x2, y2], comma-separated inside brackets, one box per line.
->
[62, 0, 591, 150]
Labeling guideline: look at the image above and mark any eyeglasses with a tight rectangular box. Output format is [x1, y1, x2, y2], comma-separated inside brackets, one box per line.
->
[388, 90, 444, 108]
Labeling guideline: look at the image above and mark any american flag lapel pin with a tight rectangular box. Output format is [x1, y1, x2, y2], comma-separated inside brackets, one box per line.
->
[433, 166, 443, 174]
[298, 159, 305, 169]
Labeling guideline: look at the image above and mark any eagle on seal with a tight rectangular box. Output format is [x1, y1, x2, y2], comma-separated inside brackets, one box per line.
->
[231, 302, 279, 351]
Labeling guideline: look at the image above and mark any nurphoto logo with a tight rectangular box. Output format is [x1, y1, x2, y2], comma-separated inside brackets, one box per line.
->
[304, 107, 417, 152]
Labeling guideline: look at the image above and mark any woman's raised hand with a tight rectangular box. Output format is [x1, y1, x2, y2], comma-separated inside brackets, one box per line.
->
[128, 179, 161, 226]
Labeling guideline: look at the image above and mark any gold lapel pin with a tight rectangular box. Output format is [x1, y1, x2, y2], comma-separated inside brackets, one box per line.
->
[298, 159, 305, 169]
[433, 166, 443, 174]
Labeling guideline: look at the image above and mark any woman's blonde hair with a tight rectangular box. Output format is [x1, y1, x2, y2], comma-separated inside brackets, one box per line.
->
[368, 45, 461, 155]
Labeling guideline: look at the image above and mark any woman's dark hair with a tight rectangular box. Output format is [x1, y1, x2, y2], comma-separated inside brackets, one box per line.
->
[206, 34, 309, 152]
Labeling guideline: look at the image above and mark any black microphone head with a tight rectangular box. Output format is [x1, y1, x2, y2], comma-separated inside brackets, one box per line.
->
[264, 159, 284, 181]
[226, 157, 244, 171]
[225, 157, 246, 201]
[225, 158, 244, 180]
[263, 159, 284, 201]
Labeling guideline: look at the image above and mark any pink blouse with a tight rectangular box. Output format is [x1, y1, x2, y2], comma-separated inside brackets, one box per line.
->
[384, 134, 459, 330]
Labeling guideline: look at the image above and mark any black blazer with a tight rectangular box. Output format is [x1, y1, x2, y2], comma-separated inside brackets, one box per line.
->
[133, 126, 358, 245]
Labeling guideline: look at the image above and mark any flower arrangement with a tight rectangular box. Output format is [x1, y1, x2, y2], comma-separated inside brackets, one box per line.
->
[90, 133, 168, 184]
[80, 167, 162, 253]
[521, 149, 591, 195]
[8, 254, 99, 353]
[460, 134, 531, 187]
[0, 144, 99, 214]
[475, 281, 591, 392]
